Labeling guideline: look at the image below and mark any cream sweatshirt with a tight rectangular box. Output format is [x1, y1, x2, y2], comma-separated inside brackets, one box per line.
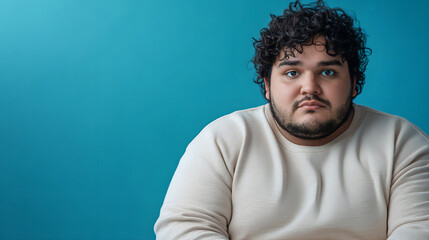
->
[155, 104, 429, 240]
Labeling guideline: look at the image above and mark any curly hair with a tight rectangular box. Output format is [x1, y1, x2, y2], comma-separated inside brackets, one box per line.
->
[251, 0, 371, 100]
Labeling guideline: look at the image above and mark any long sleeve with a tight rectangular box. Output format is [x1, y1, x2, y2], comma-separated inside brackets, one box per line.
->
[154, 121, 237, 240]
[387, 123, 429, 239]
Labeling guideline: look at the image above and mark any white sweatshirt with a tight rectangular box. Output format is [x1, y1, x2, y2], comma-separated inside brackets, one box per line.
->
[155, 104, 429, 240]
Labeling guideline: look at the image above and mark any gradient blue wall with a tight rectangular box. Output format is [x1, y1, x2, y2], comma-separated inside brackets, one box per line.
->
[1, 0, 428, 239]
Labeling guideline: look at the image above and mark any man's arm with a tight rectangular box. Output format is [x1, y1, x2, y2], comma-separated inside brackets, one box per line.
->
[387, 124, 429, 239]
[154, 126, 235, 240]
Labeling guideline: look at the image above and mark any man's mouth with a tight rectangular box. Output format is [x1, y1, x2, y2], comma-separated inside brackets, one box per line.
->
[298, 100, 325, 110]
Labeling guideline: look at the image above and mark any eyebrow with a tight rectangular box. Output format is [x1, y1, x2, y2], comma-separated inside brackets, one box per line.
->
[277, 60, 343, 68]
[277, 60, 302, 68]
[317, 60, 343, 67]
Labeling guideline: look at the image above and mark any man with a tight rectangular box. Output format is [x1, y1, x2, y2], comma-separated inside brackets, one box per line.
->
[154, 0, 429, 239]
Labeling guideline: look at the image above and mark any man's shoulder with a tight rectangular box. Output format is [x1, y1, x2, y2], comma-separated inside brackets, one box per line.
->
[356, 104, 429, 140]
[188, 104, 270, 147]
[358, 104, 399, 119]
[203, 104, 268, 131]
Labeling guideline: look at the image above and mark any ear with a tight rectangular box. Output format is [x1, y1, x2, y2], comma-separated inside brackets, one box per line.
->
[263, 78, 270, 100]
[352, 77, 357, 97]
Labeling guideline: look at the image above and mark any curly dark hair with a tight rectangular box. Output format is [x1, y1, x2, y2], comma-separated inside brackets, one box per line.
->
[251, 0, 371, 100]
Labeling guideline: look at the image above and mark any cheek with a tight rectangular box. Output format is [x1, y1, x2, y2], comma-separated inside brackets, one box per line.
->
[271, 87, 296, 104]
[270, 80, 299, 99]
[326, 84, 352, 106]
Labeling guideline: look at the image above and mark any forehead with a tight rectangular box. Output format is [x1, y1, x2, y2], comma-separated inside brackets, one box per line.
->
[275, 36, 344, 65]
[276, 46, 344, 68]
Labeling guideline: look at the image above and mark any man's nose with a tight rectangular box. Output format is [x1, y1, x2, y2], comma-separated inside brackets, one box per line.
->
[300, 73, 321, 95]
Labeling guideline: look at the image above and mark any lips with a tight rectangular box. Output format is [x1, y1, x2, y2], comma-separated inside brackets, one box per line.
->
[298, 100, 325, 109]
[297, 101, 326, 111]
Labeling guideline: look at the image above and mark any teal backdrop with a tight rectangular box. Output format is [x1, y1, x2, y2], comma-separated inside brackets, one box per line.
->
[1, 0, 428, 239]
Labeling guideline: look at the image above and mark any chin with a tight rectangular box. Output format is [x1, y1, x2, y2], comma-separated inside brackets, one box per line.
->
[300, 121, 326, 130]
[295, 113, 330, 123]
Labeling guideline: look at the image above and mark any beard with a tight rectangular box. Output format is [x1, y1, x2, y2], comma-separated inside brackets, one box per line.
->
[269, 89, 353, 140]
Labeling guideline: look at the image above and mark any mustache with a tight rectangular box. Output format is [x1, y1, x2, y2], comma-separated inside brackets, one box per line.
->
[292, 95, 331, 111]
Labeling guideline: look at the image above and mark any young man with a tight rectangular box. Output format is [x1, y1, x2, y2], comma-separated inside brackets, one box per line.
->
[155, 1, 429, 239]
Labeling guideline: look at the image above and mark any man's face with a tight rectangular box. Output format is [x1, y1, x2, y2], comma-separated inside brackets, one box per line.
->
[265, 36, 357, 140]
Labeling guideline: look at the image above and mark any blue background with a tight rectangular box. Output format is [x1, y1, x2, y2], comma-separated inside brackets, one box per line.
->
[1, 0, 428, 239]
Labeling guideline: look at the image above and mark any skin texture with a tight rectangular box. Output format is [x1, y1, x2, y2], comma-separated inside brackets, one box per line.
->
[264, 36, 357, 146]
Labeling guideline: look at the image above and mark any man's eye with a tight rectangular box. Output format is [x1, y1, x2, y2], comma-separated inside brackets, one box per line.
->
[322, 69, 336, 76]
[285, 71, 299, 78]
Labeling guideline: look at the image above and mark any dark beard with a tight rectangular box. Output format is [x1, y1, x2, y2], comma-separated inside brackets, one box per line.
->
[269, 90, 353, 140]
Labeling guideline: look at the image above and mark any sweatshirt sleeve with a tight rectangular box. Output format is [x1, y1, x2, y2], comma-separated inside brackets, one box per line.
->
[387, 122, 429, 239]
[154, 121, 237, 240]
